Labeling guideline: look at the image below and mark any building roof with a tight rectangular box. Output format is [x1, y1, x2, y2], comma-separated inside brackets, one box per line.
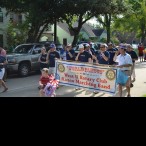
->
[92, 29, 105, 37]
[58, 22, 74, 36]
[82, 23, 97, 38]
[58, 22, 98, 37]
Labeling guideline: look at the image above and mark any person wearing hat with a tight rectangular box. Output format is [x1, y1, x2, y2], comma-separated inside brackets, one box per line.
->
[95, 44, 110, 65]
[113, 44, 133, 97]
[66, 44, 75, 61]
[47, 44, 60, 75]
[75, 44, 92, 90]
[84, 43, 96, 63]
[75, 44, 92, 63]
[126, 44, 138, 85]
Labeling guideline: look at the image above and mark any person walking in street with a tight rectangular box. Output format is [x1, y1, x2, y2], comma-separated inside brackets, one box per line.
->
[113, 44, 133, 97]
[84, 43, 96, 63]
[75, 44, 92, 90]
[107, 43, 117, 65]
[38, 47, 48, 71]
[0, 55, 8, 93]
[75, 44, 92, 63]
[0, 47, 7, 82]
[66, 44, 75, 61]
[60, 45, 66, 61]
[47, 44, 60, 76]
[138, 43, 145, 62]
[95, 44, 110, 65]
[126, 44, 138, 86]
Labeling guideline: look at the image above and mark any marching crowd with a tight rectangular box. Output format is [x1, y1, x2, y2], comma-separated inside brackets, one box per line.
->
[38, 42, 144, 97]
[0, 42, 145, 97]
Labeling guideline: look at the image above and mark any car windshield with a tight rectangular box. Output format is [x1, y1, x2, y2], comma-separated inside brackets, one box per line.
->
[14, 45, 34, 54]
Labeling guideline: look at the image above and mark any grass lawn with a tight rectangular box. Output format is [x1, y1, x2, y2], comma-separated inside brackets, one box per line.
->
[142, 94, 146, 97]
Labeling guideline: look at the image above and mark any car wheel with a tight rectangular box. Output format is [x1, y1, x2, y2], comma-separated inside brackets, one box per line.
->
[18, 63, 30, 77]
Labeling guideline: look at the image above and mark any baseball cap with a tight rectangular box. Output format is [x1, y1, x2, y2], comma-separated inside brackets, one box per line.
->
[50, 44, 56, 48]
[119, 44, 127, 50]
[67, 43, 72, 47]
[85, 43, 90, 47]
[78, 44, 84, 49]
[108, 43, 113, 46]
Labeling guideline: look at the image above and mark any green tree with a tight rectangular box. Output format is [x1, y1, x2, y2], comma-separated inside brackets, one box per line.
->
[113, 0, 146, 43]
[6, 21, 29, 51]
[61, 0, 113, 46]
[96, 0, 128, 44]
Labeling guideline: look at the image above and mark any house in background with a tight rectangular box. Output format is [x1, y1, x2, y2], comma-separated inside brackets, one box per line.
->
[41, 22, 104, 45]
[0, 7, 25, 47]
[92, 29, 107, 42]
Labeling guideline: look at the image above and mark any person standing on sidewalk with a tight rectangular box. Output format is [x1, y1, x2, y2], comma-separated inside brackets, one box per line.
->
[126, 44, 138, 86]
[113, 44, 133, 97]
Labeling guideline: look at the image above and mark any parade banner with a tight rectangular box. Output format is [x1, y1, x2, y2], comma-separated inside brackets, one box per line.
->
[56, 60, 117, 95]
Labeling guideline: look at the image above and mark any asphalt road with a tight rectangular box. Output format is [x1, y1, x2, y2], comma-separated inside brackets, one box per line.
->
[0, 61, 146, 97]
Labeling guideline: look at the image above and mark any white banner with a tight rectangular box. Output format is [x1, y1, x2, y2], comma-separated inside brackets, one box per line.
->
[55, 60, 117, 95]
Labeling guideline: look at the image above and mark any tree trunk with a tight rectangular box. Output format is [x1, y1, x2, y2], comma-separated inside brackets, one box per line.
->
[72, 33, 79, 47]
[36, 23, 49, 42]
[106, 26, 111, 44]
[26, 24, 41, 43]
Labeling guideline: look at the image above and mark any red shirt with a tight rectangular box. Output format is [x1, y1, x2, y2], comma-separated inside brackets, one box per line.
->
[40, 76, 50, 85]
[138, 46, 144, 54]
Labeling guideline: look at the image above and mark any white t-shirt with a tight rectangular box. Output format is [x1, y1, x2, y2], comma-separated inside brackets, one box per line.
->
[116, 53, 133, 71]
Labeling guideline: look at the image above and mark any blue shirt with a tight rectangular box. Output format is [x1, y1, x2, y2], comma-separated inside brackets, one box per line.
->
[97, 51, 110, 65]
[66, 49, 75, 61]
[107, 48, 117, 65]
[49, 51, 60, 67]
[78, 51, 92, 62]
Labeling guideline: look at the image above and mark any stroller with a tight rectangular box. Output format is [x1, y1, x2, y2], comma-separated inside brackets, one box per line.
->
[43, 76, 59, 97]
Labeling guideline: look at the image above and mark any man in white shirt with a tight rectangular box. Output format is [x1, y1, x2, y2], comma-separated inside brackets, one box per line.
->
[113, 44, 133, 97]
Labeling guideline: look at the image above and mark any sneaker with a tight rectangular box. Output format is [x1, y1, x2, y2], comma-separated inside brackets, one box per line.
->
[75, 88, 81, 90]
[127, 94, 131, 97]
[2, 87, 8, 93]
[93, 91, 99, 94]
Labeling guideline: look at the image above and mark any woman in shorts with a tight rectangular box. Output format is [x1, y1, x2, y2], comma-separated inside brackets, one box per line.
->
[0, 55, 8, 92]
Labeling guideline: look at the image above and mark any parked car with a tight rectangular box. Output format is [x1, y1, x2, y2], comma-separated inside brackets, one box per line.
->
[7, 43, 51, 77]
